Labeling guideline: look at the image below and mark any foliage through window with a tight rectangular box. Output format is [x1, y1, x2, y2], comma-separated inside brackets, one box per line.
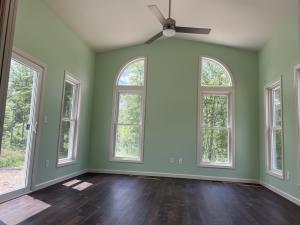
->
[112, 58, 146, 162]
[0, 59, 34, 168]
[265, 79, 283, 178]
[58, 74, 81, 165]
[198, 57, 234, 168]
[201, 58, 232, 86]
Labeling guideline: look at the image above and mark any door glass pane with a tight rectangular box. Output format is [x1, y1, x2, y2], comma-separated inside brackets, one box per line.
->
[115, 125, 140, 160]
[0, 59, 36, 195]
[202, 128, 229, 163]
[202, 95, 228, 128]
[117, 94, 142, 124]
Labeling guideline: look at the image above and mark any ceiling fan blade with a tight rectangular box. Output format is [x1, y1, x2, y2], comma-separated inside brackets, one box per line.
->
[145, 31, 163, 44]
[176, 26, 211, 34]
[148, 5, 166, 25]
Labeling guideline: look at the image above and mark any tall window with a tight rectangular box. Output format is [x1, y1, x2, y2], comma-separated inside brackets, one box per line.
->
[198, 57, 234, 168]
[57, 73, 81, 166]
[111, 57, 146, 162]
[265, 79, 284, 178]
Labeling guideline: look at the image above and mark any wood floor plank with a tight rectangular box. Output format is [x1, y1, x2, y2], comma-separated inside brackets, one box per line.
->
[0, 173, 298, 225]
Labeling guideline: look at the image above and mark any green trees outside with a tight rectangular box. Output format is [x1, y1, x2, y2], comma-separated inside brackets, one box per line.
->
[59, 82, 74, 160]
[201, 58, 231, 86]
[201, 58, 231, 163]
[0, 60, 34, 168]
[202, 95, 228, 163]
[273, 88, 283, 170]
[115, 60, 144, 159]
[114, 57, 232, 163]
[0, 57, 233, 166]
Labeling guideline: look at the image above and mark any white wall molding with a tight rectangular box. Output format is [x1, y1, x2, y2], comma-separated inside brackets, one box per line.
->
[260, 181, 300, 206]
[88, 169, 259, 184]
[32, 169, 88, 191]
[27, 168, 300, 208]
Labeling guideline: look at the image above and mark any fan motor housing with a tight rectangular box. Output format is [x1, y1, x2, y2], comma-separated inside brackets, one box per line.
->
[163, 18, 176, 30]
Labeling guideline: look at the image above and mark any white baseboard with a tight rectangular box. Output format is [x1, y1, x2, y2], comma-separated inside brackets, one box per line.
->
[88, 168, 259, 184]
[260, 181, 300, 206]
[32, 169, 88, 191]
[29, 168, 300, 208]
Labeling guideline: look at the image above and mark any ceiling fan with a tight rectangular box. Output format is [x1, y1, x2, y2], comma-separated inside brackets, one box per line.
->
[145, 0, 211, 44]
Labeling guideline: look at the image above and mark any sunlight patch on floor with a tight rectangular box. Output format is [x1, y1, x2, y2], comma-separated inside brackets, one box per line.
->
[63, 179, 81, 187]
[0, 195, 50, 225]
[72, 182, 93, 191]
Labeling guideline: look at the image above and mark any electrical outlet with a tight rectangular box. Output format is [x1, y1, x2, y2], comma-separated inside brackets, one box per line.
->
[46, 160, 50, 168]
[169, 157, 175, 164]
[44, 115, 48, 123]
[179, 158, 183, 165]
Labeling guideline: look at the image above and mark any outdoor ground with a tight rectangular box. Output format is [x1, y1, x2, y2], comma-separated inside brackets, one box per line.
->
[0, 168, 24, 194]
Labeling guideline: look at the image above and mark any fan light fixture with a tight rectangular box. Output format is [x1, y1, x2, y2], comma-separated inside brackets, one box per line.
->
[163, 28, 176, 37]
[145, 0, 211, 44]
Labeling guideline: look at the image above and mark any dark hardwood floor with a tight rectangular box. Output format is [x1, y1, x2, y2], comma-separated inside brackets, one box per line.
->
[1, 173, 300, 225]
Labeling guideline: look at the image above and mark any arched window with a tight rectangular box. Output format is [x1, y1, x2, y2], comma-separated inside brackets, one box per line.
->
[111, 57, 146, 162]
[198, 57, 235, 168]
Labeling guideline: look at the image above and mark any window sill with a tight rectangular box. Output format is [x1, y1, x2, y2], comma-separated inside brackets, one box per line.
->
[57, 159, 77, 167]
[110, 157, 144, 164]
[267, 170, 284, 180]
[198, 162, 234, 169]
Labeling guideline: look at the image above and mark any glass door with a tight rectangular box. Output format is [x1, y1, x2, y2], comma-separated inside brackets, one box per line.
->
[0, 51, 43, 202]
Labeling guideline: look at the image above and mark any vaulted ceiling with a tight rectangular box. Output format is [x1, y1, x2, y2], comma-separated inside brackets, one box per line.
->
[47, 0, 299, 52]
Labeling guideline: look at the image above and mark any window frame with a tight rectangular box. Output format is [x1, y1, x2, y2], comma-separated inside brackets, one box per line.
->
[110, 57, 147, 163]
[57, 71, 81, 167]
[197, 56, 235, 169]
[264, 78, 284, 179]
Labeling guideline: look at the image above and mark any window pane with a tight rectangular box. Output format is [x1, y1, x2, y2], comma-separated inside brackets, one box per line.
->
[272, 129, 282, 171]
[117, 59, 144, 86]
[273, 129, 282, 170]
[203, 95, 228, 128]
[118, 94, 142, 124]
[273, 88, 282, 127]
[63, 82, 74, 119]
[202, 128, 229, 163]
[115, 125, 140, 160]
[58, 76, 80, 164]
[201, 58, 232, 86]
[59, 120, 72, 160]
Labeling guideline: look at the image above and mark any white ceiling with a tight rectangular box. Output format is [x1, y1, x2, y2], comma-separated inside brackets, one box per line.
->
[47, 0, 299, 52]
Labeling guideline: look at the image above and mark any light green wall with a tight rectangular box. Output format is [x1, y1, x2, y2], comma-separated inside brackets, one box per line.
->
[259, 15, 300, 198]
[15, 0, 300, 200]
[90, 38, 259, 180]
[13, 0, 95, 184]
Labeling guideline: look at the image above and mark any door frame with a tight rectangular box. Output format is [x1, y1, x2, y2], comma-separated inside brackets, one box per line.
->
[0, 48, 46, 203]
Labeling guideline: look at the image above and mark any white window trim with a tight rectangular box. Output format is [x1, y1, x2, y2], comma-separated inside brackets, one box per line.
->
[110, 57, 147, 163]
[57, 71, 81, 167]
[264, 78, 284, 179]
[294, 64, 300, 186]
[197, 56, 235, 169]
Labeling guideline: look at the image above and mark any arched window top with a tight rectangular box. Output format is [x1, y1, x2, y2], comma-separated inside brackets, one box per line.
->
[201, 57, 233, 87]
[117, 57, 145, 86]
